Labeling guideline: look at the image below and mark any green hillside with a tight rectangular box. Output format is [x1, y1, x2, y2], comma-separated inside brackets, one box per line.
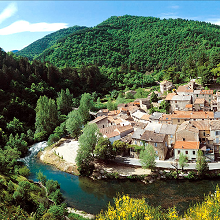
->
[16, 25, 87, 60]
[27, 15, 220, 71]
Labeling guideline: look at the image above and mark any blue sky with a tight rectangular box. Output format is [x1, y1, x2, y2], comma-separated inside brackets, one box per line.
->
[1, 1, 220, 52]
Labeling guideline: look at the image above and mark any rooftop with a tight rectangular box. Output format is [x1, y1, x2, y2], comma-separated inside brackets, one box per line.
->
[141, 130, 166, 143]
[194, 98, 205, 104]
[165, 93, 176, 101]
[177, 85, 193, 93]
[174, 141, 200, 149]
[160, 124, 177, 135]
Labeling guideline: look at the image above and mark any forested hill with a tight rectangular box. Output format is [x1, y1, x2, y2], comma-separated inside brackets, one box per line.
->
[16, 25, 87, 60]
[17, 15, 220, 71]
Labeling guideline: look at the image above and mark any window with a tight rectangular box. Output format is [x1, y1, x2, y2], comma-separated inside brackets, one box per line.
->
[155, 143, 157, 147]
[186, 151, 188, 154]
[103, 125, 105, 128]
[175, 101, 177, 103]
[178, 150, 180, 154]
[183, 138, 185, 141]
[197, 94, 198, 97]
[165, 142, 167, 147]
[203, 132, 205, 136]
[170, 135, 173, 138]
[216, 131, 220, 136]
[209, 99, 211, 102]
[209, 95, 211, 97]
[178, 119, 180, 123]
[193, 151, 195, 155]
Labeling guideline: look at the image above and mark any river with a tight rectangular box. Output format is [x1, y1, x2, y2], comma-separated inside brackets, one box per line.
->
[21, 142, 220, 215]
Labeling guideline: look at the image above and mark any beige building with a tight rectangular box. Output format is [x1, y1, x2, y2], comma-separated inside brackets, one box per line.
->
[160, 80, 173, 94]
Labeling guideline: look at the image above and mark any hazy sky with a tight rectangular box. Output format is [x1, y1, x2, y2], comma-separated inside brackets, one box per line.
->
[1, 1, 220, 52]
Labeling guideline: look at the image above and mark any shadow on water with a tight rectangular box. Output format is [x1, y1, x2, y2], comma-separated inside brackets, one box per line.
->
[23, 142, 220, 215]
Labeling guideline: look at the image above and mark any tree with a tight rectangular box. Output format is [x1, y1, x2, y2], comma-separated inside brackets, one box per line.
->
[150, 92, 158, 103]
[6, 117, 24, 134]
[56, 88, 73, 115]
[196, 149, 209, 177]
[179, 152, 189, 171]
[78, 93, 93, 124]
[66, 110, 82, 139]
[95, 137, 116, 160]
[113, 140, 127, 155]
[35, 95, 59, 140]
[76, 123, 100, 175]
[139, 144, 157, 171]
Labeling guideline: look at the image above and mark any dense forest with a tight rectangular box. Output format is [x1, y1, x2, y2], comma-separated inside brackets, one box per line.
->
[16, 25, 87, 60]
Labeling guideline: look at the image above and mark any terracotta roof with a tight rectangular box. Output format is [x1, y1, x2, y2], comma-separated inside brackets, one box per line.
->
[116, 125, 134, 133]
[90, 115, 107, 124]
[102, 109, 109, 113]
[191, 121, 210, 131]
[174, 141, 200, 149]
[160, 124, 177, 135]
[165, 93, 176, 101]
[104, 131, 120, 138]
[100, 125, 118, 135]
[172, 111, 214, 119]
[177, 85, 193, 93]
[200, 90, 213, 95]
[141, 130, 166, 143]
[185, 104, 193, 108]
[194, 98, 205, 104]
[159, 114, 172, 121]
[108, 110, 121, 116]
[140, 114, 151, 121]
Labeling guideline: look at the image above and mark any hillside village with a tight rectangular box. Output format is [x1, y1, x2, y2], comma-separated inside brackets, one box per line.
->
[90, 80, 220, 163]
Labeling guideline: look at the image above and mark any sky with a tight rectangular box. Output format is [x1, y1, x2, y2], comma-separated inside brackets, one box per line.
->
[1, 1, 220, 52]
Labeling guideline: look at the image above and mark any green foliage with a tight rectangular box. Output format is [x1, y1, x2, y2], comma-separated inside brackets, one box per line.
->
[56, 88, 73, 115]
[150, 92, 158, 102]
[66, 110, 83, 139]
[37, 171, 47, 185]
[113, 140, 127, 155]
[76, 123, 100, 175]
[178, 152, 189, 171]
[35, 95, 59, 140]
[78, 93, 93, 124]
[46, 179, 60, 195]
[95, 137, 116, 160]
[18, 166, 30, 177]
[47, 204, 67, 220]
[6, 117, 24, 134]
[196, 149, 209, 177]
[139, 144, 157, 170]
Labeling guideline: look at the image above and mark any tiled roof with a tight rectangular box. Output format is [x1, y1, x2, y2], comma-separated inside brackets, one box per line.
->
[149, 112, 163, 120]
[165, 93, 176, 101]
[159, 114, 172, 121]
[177, 85, 193, 93]
[140, 114, 151, 121]
[194, 98, 205, 104]
[160, 124, 177, 135]
[191, 121, 210, 131]
[172, 111, 214, 119]
[177, 121, 199, 133]
[171, 95, 192, 101]
[90, 115, 107, 124]
[145, 122, 162, 133]
[100, 125, 118, 135]
[210, 120, 220, 130]
[200, 90, 213, 95]
[104, 131, 120, 138]
[185, 104, 193, 108]
[132, 128, 145, 139]
[174, 141, 200, 149]
[116, 125, 134, 133]
[160, 80, 172, 85]
[141, 130, 166, 143]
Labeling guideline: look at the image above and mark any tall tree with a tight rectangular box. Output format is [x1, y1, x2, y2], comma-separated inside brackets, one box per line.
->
[66, 110, 82, 139]
[196, 149, 209, 177]
[179, 152, 189, 171]
[78, 93, 93, 124]
[139, 144, 157, 171]
[35, 95, 58, 140]
[76, 123, 100, 175]
[56, 88, 73, 115]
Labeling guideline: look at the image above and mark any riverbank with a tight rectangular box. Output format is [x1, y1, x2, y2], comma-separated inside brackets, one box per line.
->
[38, 138, 152, 178]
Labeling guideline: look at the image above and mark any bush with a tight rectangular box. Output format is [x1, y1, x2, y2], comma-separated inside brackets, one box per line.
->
[18, 166, 30, 177]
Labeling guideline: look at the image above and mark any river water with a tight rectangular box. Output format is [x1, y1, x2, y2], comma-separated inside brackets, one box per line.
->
[21, 142, 220, 215]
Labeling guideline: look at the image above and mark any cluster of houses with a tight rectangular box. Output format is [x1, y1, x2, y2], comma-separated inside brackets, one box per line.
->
[89, 81, 220, 162]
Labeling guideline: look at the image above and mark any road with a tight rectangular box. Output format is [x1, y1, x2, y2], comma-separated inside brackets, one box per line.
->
[115, 156, 220, 170]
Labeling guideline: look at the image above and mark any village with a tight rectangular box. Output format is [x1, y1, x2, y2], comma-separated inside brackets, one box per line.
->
[89, 80, 220, 164]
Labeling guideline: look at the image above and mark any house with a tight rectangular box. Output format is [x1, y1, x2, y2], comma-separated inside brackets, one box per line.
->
[210, 121, 220, 155]
[160, 80, 173, 94]
[134, 98, 151, 110]
[194, 98, 205, 111]
[89, 115, 113, 129]
[96, 109, 109, 117]
[149, 112, 163, 122]
[131, 130, 168, 160]
[193, 90, 213, 105]
[174, 141, 200, 160]
[176, 85, 193, 96]
[160, 124, 177, 148]
[169, 95, 192, 112]
[100, 124, 134, 144]
[145, 122, 162, 133]
[131, 109, 147, 121]
[139, 114, 151, 124]
[175, 121, 199, 142]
